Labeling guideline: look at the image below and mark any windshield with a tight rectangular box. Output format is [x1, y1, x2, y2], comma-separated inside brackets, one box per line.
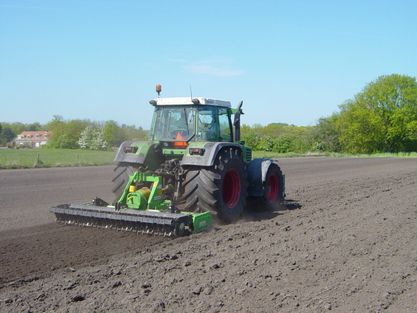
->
[152, 106, 196, 141]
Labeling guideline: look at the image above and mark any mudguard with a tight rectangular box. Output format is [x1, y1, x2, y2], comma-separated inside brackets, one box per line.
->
[114, 141, 153, 165]
[247, 158, 285, 197]
[181, 142, 243, 167]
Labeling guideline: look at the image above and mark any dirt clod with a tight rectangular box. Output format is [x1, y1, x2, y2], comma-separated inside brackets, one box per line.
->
[63, 281, 77, 290]
[111, 281, 122, 288]
[141, 282, 152, 289]
[71, 294, 85, 302]
[203, 286, 214, 295]
[192, 286, 203, 295]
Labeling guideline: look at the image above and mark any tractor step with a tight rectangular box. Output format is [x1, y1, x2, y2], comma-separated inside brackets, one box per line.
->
[51, 203, 194, 237]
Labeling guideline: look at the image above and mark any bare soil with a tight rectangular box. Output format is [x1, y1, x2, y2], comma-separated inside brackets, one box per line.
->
[0, 166, 164, 286]
[0, 158, 416, 312]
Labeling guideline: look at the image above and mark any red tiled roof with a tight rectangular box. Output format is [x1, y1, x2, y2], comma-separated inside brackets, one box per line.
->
[16, 131, 49, 144]
[20, 131, 49, 136]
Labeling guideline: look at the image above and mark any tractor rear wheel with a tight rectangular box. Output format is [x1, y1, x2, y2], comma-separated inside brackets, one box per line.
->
[180, 148, 247, 223]
[111, 162, 135, 204]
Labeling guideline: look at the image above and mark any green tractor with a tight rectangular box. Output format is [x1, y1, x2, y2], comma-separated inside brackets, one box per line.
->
[52, 92, 285, 236]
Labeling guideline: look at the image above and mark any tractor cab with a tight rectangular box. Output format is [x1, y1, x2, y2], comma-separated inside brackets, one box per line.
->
[150, 97, 234, 145]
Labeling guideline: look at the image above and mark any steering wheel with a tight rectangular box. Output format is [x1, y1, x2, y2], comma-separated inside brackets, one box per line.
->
[198, 117, 214, 130]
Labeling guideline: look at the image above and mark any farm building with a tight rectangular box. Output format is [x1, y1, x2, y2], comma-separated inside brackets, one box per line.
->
[15, 131, 49, 148]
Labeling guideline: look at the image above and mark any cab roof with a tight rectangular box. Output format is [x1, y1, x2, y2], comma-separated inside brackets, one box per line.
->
[152, 97, 231, 108]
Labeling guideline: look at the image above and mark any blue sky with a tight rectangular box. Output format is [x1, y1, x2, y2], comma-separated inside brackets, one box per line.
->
[1, 0, 416, 128]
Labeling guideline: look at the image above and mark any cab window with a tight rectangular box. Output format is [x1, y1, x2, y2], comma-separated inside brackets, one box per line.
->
[219, 108, 232, 141]
[197, 107, 219, 141]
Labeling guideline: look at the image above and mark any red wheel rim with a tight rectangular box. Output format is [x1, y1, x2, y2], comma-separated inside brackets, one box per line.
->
[222, 169, 241, 208]
[266, 173, 279, 202]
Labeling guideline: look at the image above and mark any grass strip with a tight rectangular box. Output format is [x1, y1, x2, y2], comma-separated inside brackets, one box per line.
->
[0, 149, 115, 169]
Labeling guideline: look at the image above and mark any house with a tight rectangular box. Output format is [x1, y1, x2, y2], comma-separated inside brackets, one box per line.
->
[15, 131, 49, 148]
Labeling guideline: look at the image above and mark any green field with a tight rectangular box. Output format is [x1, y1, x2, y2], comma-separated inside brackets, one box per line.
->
[0, 149, 115, 169]
[1, 148, 416, 170]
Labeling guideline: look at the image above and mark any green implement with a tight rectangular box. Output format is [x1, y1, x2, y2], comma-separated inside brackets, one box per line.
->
[51, 203, 211, 237]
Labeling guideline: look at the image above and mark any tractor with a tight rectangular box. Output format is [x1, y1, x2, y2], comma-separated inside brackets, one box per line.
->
[52, 88, 285, 236]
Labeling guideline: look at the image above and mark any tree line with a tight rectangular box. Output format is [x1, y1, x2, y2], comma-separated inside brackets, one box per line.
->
[1, 74, 416, 153]
[0, 117, 147, 150]
[241, 123, 314, 153]
[242, 74, 417, 153]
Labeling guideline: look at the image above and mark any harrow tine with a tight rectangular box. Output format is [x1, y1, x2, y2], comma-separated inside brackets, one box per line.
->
[51, 203, 193, 237]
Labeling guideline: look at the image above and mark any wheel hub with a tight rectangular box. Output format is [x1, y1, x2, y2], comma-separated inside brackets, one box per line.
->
[266, 173, 279, 201]
[222, 169, 241, 208]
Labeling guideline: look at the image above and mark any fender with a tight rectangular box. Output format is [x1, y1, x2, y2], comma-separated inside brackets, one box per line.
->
[114, 141, 149, 164]
[247, 158, 285, 197]
[181, 142, 243, 167]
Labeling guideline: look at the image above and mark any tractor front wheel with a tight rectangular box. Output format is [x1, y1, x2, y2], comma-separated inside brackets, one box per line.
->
[111, 162, 135, 204]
